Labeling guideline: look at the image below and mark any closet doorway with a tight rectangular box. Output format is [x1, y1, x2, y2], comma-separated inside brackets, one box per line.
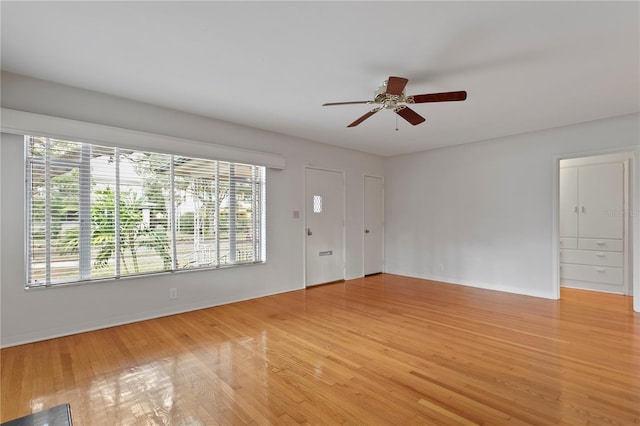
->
[558, 152, 633, 296]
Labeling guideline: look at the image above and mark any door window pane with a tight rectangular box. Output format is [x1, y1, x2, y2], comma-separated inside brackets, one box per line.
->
[313, 195, 322, 213]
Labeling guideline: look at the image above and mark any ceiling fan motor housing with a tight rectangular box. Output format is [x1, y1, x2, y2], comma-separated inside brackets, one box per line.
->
[374, 79, 413, 109]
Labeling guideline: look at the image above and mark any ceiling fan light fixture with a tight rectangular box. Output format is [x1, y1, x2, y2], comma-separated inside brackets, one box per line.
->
[323, 76, 467, 127]
[373, 82, 390, 103]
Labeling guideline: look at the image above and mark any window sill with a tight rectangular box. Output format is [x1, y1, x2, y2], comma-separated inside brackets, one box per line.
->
[24, 261, 267, 291]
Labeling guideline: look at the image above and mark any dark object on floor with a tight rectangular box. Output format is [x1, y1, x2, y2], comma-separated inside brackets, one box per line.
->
[1, 404, 72, 426]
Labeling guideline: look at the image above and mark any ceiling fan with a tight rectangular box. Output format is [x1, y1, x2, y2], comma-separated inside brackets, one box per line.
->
[322, 76, 467, 128]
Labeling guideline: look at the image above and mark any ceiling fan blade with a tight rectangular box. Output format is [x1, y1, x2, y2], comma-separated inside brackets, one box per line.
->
[322, 101, 372, 106]
[347, 108, 381, 127]
[386, 76, 409, 96]
[395, 106, 426, 126]
[410, 91, 467, 103]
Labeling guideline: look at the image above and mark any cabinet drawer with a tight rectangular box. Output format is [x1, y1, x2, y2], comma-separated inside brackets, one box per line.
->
[559, 249, 623, 268]
[559, 238, 578, 249]
[560, 264, 623, 285]
[578, 238, 623, 252]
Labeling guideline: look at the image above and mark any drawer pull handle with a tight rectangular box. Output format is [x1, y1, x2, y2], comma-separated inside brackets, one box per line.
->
[596, 268, 605, 273]
[596, 252, 605, 257]
[596, 241, 606, 245]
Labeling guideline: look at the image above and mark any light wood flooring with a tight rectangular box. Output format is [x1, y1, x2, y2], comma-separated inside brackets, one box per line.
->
[1, 274, 639, 425]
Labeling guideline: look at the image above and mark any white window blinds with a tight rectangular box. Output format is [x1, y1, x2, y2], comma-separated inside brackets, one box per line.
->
[25, 136, 266, 287]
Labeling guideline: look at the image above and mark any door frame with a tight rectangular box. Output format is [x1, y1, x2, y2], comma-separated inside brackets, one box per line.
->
[363, 174, 385, 276]
[552, 146, 639, 312]
[303, 166, 346, 287]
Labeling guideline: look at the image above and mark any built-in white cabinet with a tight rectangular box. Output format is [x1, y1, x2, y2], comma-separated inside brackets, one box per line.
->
[559, 161, 626, 294]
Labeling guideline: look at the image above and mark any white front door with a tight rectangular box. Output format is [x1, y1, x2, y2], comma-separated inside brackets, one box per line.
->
[364, 175, 384, 275]
[305, 168, 345, 286]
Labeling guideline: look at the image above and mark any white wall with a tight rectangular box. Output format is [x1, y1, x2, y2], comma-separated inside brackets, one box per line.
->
[385, 114, 639, 303]
[0, 73, 384, 347]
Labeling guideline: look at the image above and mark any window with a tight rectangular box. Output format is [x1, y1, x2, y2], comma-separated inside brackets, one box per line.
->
[25, 136, 265, 287]
[313, 195, 322, 213]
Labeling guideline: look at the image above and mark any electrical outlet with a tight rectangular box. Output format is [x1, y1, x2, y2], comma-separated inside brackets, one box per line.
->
[170, 288, 177, 299]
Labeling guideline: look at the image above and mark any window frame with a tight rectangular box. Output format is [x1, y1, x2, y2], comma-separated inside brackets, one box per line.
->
[25, 136, 266, 288]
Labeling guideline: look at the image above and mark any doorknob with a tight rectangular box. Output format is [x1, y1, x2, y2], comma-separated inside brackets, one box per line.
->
[307, 228, 312, 236]
[365, 229, 370, 234]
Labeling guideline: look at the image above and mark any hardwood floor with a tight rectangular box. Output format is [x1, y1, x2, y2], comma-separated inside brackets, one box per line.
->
[1, 274, 639, 425]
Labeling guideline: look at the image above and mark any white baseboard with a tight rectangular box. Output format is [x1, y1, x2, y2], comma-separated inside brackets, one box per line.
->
[0, 285, 302, 348]
[388, 271, 558, 300]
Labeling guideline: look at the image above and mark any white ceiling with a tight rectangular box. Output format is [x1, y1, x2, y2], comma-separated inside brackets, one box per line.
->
[1, 1, 638, 157]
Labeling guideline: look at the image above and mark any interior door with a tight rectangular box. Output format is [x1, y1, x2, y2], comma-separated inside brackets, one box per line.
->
[305, 168, 344, 287]
[364, 175, 384, 275]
